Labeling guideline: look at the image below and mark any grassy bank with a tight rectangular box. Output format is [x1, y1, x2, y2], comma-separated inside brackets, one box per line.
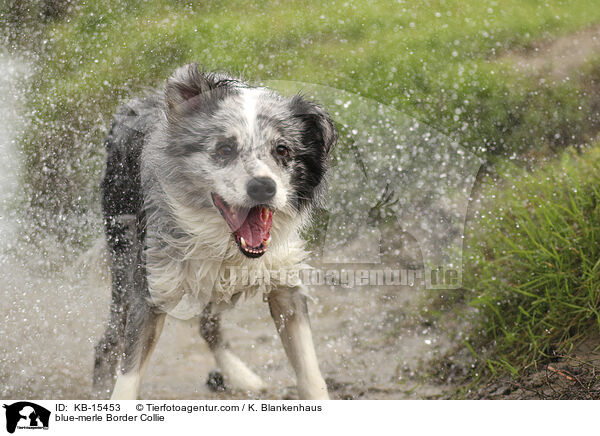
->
[461, 144, 600, 377]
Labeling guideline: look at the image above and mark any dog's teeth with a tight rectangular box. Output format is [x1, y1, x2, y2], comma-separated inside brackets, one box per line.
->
[264, 236, 271, 247]
[240, 237, 247, 249]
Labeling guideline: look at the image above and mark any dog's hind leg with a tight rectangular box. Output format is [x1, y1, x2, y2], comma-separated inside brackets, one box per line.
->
[110, 299, 166, 400]
[93, 215, 137, 398]
[268, 286, 329, 400]
[200, 304, 267, 393]
[93, 303, 126, 397]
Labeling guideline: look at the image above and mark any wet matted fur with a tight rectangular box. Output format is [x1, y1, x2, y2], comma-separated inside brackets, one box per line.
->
[93, 63, 337, 399]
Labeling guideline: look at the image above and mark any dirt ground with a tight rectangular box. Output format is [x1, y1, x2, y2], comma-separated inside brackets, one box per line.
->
[0, 237, 459, 400]
[144, 282, 451, 400]
[466, 339, 600, 400]
[2, 238, 599, 400]
[501, 24, 600, 80]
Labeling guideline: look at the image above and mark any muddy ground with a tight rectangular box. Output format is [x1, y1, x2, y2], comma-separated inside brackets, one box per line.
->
[466, 339, 600, 400]
[0, 235, 459, 400]
[2, 238, 599, 400]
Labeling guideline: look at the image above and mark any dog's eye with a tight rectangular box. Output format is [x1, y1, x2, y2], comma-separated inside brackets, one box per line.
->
[217, 143, 234, 156]
[275, 144, 289, 157]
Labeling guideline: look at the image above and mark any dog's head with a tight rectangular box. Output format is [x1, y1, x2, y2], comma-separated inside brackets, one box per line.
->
[162, 63, 337, 258]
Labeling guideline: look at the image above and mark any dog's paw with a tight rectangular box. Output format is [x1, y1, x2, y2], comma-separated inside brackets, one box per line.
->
[206, 370, 227, 392]
[214, 349, 267, 393]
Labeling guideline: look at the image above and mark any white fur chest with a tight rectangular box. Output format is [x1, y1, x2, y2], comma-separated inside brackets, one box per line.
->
[144, 201, 308, 319]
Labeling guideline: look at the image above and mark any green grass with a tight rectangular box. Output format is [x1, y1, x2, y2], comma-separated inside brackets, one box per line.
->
[462, 145, 600, 376]
[4, 0, 600, 217]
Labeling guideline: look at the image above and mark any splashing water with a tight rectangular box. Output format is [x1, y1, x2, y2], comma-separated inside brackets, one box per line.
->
[0, 51, 23, 243]
[0, 54, 460, 400]
[0, 51, 105, 398]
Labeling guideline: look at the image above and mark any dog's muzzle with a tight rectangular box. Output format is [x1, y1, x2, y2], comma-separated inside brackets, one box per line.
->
[211, 193, 273, 258]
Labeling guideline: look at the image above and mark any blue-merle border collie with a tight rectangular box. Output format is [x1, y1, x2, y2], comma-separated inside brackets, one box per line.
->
[93, 63, 337, 400]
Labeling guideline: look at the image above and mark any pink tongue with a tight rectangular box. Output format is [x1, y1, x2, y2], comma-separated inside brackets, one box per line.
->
[235, 207, 272, 247]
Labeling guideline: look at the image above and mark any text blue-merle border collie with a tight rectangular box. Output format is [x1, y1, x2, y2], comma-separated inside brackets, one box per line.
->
[93, 63, 337, 399]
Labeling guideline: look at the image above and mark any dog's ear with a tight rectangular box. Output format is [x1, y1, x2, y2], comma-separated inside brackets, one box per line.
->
[165, 63, 230, 115]
[290, 95, 337, 156]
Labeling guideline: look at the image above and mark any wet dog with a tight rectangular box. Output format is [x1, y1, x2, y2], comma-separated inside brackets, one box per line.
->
[93, 63, 337, 400]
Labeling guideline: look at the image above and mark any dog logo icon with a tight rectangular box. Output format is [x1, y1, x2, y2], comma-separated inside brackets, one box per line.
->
[2, 402, 50, 433]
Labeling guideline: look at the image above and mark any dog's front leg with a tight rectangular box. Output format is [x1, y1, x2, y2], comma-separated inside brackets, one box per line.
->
[200, 304, 267, 393]
[268, 286, 328, 400]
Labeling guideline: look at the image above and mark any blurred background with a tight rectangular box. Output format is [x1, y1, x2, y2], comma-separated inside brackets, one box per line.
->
[1, 0, 600, 399]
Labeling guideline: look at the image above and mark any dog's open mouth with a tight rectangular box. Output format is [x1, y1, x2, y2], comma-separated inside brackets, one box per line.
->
[211, 193, 273, 258]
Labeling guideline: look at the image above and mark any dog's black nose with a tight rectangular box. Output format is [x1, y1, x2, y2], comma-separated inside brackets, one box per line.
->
[247, 177, 276, 202]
